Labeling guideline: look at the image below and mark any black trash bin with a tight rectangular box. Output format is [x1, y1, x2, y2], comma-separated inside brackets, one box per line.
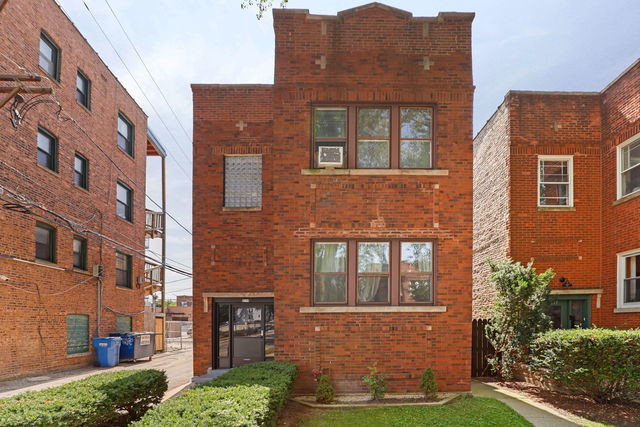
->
[109, 332, 155, 362]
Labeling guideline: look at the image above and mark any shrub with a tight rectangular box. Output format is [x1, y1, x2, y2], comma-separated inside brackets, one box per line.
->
[529, 328, 640, 402]
[362, 363, 388, 400]
[0, 369, 167, 426]
[315, 375, 335, 403]
[419, 368, 438, 399]
[134, 361, 297, 426]
[485, 259, 553, 379]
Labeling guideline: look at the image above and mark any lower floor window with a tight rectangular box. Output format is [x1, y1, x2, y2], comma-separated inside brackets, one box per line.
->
[66, 314, 89, 354]
[116, 315, 132, 333]
[619, 250, 640, 305]
[313, 239, 434, 305]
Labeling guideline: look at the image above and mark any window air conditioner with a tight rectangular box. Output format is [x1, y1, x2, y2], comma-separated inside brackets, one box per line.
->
[318, 146, 343, 167]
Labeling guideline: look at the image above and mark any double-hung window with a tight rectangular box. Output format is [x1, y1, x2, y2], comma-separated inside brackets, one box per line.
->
[37, 127, 57, 172]
[618, 135, 640, 199]
[35, 222, 56, 263]
[312, 106, 433, 169]
[115, 251, 132, 288]
[116, 181, 132, 221]
[39, 32, 60, 80]
[538, 156, 573, 207]
[73, 236, 87, 270]
[76, 70, 91, 109]
[618, 249, 640, 307]
[313, 240, 434, 305]
[117, 113, 134, 156]
[74, 154, 88, 189]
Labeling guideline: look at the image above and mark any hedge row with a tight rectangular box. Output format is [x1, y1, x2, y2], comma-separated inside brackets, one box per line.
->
[529, 328, 640, 402]
[134, 361, 297, 427]
[0, 369, 167, 426]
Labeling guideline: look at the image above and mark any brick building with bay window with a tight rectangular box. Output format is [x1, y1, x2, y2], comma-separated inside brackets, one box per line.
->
[473, 59, 640, 329]
[193, 3, 474, 392]
[0, 0, 166, 380]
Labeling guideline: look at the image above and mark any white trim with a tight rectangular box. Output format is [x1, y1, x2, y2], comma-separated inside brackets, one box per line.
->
[617, 248, 640, 309]
[537, 155, 573, 208]
[616, 132, 640, 200]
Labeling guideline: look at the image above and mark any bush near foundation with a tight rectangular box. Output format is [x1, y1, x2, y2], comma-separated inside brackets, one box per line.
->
[134, 361, 297, 427]
[529, 328, 640, 402]
[0, 369, 167, 426]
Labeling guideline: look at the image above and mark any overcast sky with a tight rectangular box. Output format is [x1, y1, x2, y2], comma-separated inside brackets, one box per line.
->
[55, 0, 640, 298]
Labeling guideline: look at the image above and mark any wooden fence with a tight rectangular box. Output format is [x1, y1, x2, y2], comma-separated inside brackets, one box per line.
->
[471, 318, 496, 377]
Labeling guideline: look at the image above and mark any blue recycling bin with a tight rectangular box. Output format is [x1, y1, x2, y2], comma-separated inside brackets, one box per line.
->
[92, 337, 122, 367]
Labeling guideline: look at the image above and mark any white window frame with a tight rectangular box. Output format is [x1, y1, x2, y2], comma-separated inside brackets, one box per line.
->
[537, 155, 573, 207]
[617, 248, 640, 309]
[616, 132, 640, 200]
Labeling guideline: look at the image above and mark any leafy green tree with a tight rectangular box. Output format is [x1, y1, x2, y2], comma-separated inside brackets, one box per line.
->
[485, 259, 553, 379]
[241, 0, 289, 19]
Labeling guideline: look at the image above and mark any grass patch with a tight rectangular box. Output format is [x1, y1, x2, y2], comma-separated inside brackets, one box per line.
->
[298, 397, 532, 427]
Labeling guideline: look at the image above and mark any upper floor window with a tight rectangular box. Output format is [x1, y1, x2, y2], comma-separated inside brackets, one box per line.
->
[37, 127, 57, 172]
[312, 239, 434, 306]
[74, 154, 88, 190]
[39, 32, 60, 80]
[538, 156, 573, 207]
[76, 70, 91, 109]
[73, 236, 88, 270]
[116, 181, 133, 221]
[117, 113, 134, 156]
[618, 136, 640, 199]
[115, 251, 132, 289]
[618, 249, 640, 307]
[224, 155, 262, 209]
[313, 106, 433, 169]
[35, 222, 56, 263]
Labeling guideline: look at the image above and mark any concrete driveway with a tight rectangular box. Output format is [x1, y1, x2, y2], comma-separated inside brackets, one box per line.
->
[0, 348, 193, 400]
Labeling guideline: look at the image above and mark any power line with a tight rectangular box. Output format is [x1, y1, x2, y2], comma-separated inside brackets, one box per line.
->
[102, 0, 193, 154]
[147, 248, 192, 271]
[146, 195, 192, 235]
[165, 277, 191, 284]
[81, 1, 193, 181]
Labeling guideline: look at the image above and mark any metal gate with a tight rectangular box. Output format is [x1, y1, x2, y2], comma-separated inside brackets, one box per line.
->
[471, 319, 496, 377]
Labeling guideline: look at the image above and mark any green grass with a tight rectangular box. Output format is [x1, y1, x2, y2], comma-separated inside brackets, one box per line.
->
[299, 397, 532, 427]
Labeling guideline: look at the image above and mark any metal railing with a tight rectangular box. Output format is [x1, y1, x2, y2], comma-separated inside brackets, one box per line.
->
[145, 210, 165, 238]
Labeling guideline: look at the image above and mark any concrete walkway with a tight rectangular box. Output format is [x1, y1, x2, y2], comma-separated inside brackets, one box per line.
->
[0, 348, 193, 401]
[472, 381, 579, 427]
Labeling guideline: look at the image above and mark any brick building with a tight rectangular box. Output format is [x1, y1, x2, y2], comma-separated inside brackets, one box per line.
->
[473, 59, 640, 329]
[0, 0, 166, 380]
[193, 3, 474, 392]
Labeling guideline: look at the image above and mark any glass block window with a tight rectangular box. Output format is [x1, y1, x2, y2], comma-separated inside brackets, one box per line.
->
[224, 155, 262, 208]
[116, 315, 132, 333]
[67, 314, 89, 354]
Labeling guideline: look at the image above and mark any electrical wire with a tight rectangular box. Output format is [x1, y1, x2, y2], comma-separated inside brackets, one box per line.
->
[146, 195, 192, 235]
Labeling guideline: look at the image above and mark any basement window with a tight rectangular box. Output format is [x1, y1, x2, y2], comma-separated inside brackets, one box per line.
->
[66, 314, 89, 355]
[538, 156, 573, 207]
[224, 155, 262, 208]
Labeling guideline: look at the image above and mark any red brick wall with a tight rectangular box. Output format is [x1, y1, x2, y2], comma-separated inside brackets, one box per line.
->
[193, 4, 474, 393]
[0, 0, 147, 380]
[600, 61, 640, 327]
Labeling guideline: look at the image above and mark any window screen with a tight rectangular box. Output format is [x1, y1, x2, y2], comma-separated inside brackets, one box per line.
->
[67, 314, 89, 354]
[224, 156, 262, 208]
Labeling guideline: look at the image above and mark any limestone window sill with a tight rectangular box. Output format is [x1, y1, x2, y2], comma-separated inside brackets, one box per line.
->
[613, 307, 640, 313]
[66, 352, 91, 358]
[222, 206, 262, 212]
[612, 190, 640, 206]
[537, 206, 576, 212]
[300, 169, 449, 176]
[299, 306, 447, 313]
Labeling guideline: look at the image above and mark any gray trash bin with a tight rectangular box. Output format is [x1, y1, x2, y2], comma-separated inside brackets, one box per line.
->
[109, 332, 156, 362]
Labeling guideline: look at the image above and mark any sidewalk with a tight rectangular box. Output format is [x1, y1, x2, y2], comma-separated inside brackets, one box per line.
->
[472, 381, 579, 427]
[0, 348, 193, 401]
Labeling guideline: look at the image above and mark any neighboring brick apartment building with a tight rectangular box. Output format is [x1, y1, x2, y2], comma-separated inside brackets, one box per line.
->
[474, 59, 640, 329]
[193, 3, 474, 392]
[0, 0, 165, 379]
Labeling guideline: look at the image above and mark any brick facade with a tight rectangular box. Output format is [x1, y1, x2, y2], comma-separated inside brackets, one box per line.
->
[473, 60, 640, 328]
[193, 3, 474, 393]
[0, 0, 150, 379]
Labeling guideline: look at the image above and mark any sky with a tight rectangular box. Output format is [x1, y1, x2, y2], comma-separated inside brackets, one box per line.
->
[54, 0, 640, 298]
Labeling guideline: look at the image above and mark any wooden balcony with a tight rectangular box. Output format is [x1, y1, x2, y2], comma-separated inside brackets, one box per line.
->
[144, 263, 163, 296]
[145, 210, 165, 239]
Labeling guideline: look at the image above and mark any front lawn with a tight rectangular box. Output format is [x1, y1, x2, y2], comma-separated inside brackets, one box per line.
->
[296, 397, 531, 427]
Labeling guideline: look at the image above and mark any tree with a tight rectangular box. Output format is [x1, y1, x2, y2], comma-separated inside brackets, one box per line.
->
[485, 259, 553, 379]
[241, 0, 289, 19]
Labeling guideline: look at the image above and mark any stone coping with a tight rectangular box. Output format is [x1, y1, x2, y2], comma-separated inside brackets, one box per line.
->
[292, 392, 463, 408]
[301, 168, 449, 176]
[300, 306, 446, 313]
